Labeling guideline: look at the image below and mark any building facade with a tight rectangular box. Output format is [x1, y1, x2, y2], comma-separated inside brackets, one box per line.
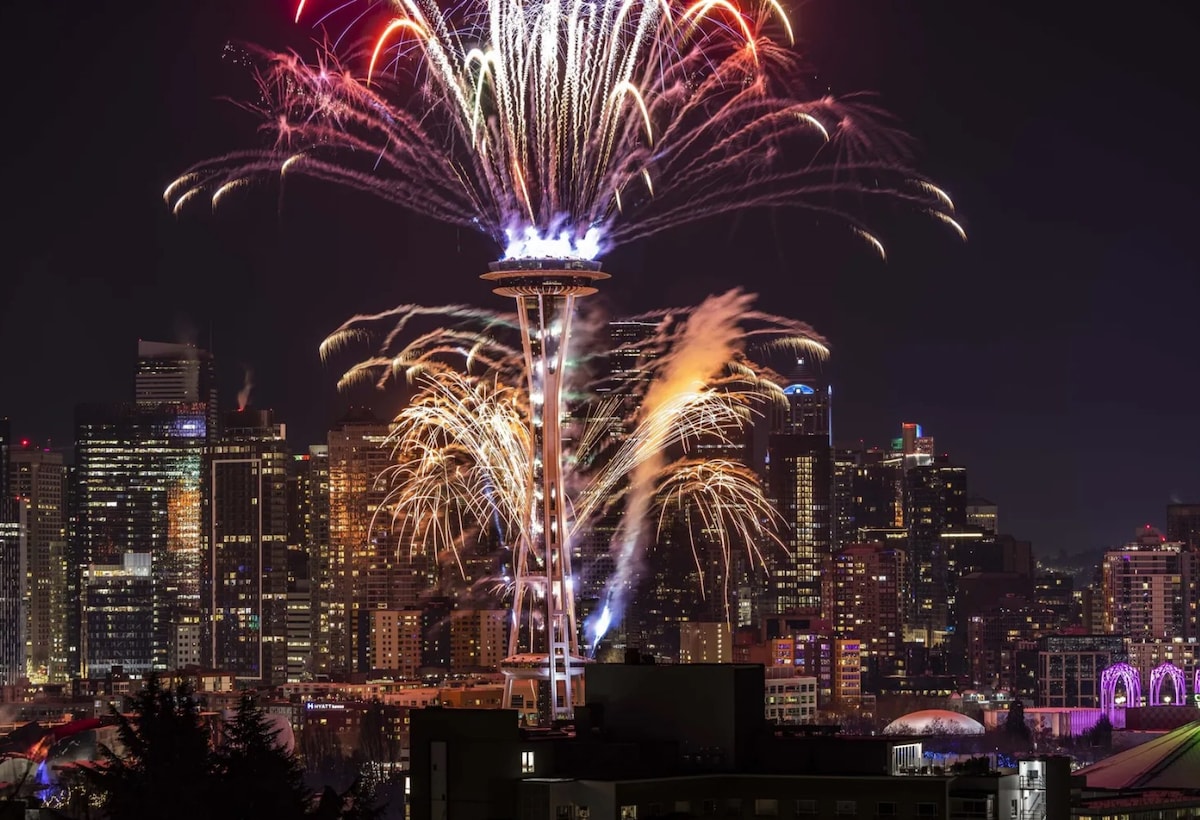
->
[1037, 634, 1127, 708]
[328, 409, 425, 674]
[370, 608, 423, 678]
[679, 621, 733, 664]
[82, 552, 155, 677]
[1101, 528, 1200, 641]
[7, 445, 68, 683]
[208, 409, 289, 684]
[0, 501, 27, 686]
[827, 541, 906, 685]
[74, 401, 207, 674]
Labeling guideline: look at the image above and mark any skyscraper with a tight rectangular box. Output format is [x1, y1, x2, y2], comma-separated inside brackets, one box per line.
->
[965, 497, 999, 534]
[1101, 526, 1200, 641]
[288, 445, 329, 680]
[135, 341, 218, 435]
[74, 402, 207, 673]
[292, 445, 331, 676]
[0, 500, 26, 686]
[827, 541, 906, 685]
[82, 551, 154, 677]
[7, 444, 68, 683]
[0, 417, 10, 516]
[208, 409, 289, 683]
[1167, 503, 1200, 551]
[767, 371, 833, 614]
[329, 408, 429, 673]
[903, 457, 967, 644]
[573, 319, 660, 640]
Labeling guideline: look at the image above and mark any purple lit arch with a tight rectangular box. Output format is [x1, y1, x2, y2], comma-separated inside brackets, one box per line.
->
[1149, 662, 1186, 706]
[1100, 662, 1142, 714]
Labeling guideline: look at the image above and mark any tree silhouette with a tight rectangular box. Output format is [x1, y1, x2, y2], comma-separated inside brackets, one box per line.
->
[1087, 714, 1114, 751]
[311, 778, 385, 820]
[212, 695, 311, 820]
[85, 675, 214, 820]
[1003, 699, 1032, 749]
[84, 677, 384, 820]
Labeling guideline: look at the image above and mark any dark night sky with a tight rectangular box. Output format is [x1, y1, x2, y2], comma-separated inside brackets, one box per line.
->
[3, 0, 1197, 558]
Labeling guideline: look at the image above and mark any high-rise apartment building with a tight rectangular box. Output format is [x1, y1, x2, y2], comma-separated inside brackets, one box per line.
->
[370, 608, 423, 678]
[291, 445, 331, 676]
[903, 457, 967, 643]
[82, 552, 155, 677]
[286, 581, 313, 682]
[329, 409, 431, 673]
[0, 500, 27, 686]
[1101, 526, 1200, 641]
[768, 377, 833, 614]
[849, 449, 906, 533]
[450, 609, 508, 672]
[679, 621, 732, 663]
[827, 542, 906, 684]
[208, 409, 289, 684]
[7, 445, 69, 683]
[831, 446, 861, 549]
[74, 402, 207, 673]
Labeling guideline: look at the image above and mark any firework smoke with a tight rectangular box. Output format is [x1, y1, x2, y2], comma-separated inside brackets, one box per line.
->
[598, 289, 756, 646]
[237, 366, 255, 411]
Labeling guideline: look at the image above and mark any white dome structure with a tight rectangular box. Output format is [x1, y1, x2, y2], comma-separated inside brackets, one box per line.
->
[883, 709, 985, 736]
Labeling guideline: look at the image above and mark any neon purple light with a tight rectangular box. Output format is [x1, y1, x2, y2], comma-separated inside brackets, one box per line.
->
[1100, 662, 1142, 714]
[1149, 662, 1186, 706]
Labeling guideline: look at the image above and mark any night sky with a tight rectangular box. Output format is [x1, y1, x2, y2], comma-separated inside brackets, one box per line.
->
[4, 0, 1197, 558]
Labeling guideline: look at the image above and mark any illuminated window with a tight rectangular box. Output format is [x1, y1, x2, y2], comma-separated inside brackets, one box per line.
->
[520, 750, 535, 774]
[620, 807, 637, 820]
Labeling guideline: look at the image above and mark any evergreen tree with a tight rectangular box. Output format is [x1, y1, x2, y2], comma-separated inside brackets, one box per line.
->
[1003, 698, 1032, 746]
[85, 675, 215, 820]
[1088, 714, 1114, 751]
[85, 678, 382, 820]
[311, 779, 385, 820]
[212, 695, 312, 820]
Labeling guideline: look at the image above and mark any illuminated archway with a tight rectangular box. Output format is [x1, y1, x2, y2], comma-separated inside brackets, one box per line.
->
[1100, 662, 1142, 714]
[1149, 662, 1186, 705]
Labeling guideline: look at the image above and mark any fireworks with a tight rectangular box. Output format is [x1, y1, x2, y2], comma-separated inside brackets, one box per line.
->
[171, 0, 963, 699]
[328, 291, 827, 649]
[168, 0, 963, 260]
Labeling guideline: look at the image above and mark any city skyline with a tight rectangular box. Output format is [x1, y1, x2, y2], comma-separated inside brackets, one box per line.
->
[4, 0, 1198, 561]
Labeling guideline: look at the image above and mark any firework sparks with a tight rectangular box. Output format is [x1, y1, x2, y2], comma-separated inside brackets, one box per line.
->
[169, 0, 963, 259]
[332, 292, 825, 650]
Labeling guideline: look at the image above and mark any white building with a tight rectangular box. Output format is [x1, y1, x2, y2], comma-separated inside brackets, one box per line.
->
[764, 670, 818, 724]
